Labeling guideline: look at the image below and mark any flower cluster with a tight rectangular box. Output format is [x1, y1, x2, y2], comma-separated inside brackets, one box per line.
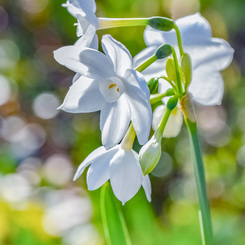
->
[54, 0, 234, 204]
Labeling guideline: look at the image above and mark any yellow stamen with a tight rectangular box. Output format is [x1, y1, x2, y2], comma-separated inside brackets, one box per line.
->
[108, 83, 117, 89]
[117, 88, 119, 92]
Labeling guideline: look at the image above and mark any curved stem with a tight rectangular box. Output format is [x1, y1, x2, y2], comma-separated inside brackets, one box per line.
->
[173, 24, 184, 57]
[135, 55, 157, 72]
[185, 119, 214, 245]
[159, 76, 178, 93]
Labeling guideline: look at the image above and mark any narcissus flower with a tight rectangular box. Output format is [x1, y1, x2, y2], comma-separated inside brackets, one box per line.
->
[73, 144, 151, 205]
[63, 0, 98, 37]
[134, 13, 234, 106]
[54, 35, 152, 149]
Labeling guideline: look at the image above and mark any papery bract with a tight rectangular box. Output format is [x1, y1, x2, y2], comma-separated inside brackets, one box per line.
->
[73, 145, 151, 205]
[54, 35, 152, 149]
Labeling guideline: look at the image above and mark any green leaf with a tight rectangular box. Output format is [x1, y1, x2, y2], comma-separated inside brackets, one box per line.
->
[101, 184, 132, 245]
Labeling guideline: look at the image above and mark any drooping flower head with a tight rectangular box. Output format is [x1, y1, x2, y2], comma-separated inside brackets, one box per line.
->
[54, 35, 152, 149]
[73, 144, 151, 205]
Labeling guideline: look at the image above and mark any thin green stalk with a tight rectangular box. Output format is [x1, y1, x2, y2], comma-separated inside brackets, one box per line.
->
[159, 76, 177, 91]
[157, 108, 172, 137]
[98, 17, 149, 30]
[173, 24, 184, 57]
[135, 55, 157, 72]
[185, 119, 213, 245]
[150, 93, 166, 104]
[171, 47, 183, 96]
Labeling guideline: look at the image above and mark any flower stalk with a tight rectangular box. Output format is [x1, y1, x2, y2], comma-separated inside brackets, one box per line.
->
[185, 119, 214, 245]
[171, 46, 183, 96]
[173, 24, 184, 57]
[98, 17, 149, 30]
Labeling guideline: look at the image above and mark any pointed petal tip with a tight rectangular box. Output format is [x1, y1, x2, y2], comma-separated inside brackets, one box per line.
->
[73, 175, 78, 181]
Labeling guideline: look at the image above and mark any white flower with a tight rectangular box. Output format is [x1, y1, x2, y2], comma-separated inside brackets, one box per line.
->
[152, 104, 183, 138]
[73, 145, 151, 205]
[134, 13, 234, 106]
[63, 0, 98, 37]
[54, 35, 152, 149]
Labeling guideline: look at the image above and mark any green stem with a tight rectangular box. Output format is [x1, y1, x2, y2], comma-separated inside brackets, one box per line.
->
[101, 184, 132, 245]
[154, 107, 172, 142]
[150, 93, 166, 104]
[98, 17, 149, 30]
[171, 47, 183, 96]
[185, 119, 214, 245]
[159, 76, 178, 93]
[173, 24, 184, 57]
[101, 185, 112, 245]
[135, 55, 157, 72]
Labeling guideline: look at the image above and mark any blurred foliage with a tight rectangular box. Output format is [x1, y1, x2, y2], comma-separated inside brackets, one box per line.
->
[0, 0, 245, 244]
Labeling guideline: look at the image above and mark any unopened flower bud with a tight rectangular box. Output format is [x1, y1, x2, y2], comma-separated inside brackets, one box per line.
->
[181, 53, 192, 89]
[167, 96, 178, 110]
[155, 44, 172, 59]
[166, 57, 177, 84]
[149, 17, 174, 32]
[139, 134, 162, 175]
[147, 78, 159, 94]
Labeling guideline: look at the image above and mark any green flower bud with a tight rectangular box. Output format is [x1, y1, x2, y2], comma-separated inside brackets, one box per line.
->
[181, 53, 192, 89]
[166, 57, 177, 84]
[149, 17, 174, 32]
[147, 78, 159, 94]
[165, 88, 175, 97]
[155, 44, 172, 59]
[139, 135, 162, 175]
[167, 96, 178, 110]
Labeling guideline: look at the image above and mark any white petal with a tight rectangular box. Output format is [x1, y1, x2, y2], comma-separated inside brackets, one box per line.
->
[72, 73, 81, 83]
[185, 38, 234, 72]
[54, 45, 88, 74]
[102, 35, 133, 77]
[144, 25, 175, 47]
[125, 85, 152, 145]
[124, 69, 150, 100]
[59, 76, 106, 113]
[74, 25, 98, 49]
[79, 48, 116, 79]
[142, 175, 151, 202]
[100, 95, 131, 149]
[86, 146, 120, 190]
[189, 68, 224, 106]
[109, 149, 143, 205]
[144, 13, 211, 48]
[177, 13, 212, 42]
[76, 11, 98, 36]
[73, 146, 106, 181]
[63, 0, 96, 17]
[152, 105, 183, 138]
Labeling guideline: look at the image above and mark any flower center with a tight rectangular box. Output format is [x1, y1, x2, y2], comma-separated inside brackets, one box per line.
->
[99, 77, 125, 103]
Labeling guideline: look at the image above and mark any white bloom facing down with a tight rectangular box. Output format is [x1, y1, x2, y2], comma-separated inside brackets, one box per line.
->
[134, 13, 234, 106]
[73, 145, 151, 205]
[54, 35, 152, 149]
[152, 105, 183, 138]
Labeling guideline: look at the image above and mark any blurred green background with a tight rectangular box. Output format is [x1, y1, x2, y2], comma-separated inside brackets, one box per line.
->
[0, 0, 244, 244]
